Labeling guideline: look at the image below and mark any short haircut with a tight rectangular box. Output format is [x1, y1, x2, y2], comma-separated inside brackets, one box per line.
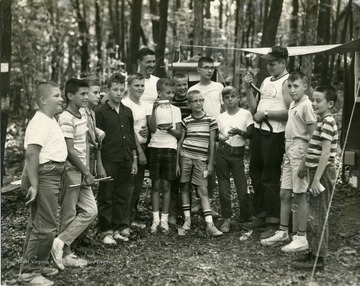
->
[198, 56, 214, 67]
[172, 73, 188, 81]
[156, 78, 174, 92]
[314, 85, 337, 105]
[288, 71, 308, 85]
[35, 81, 59, 106]
[187, 90, 201, 102]
[127, 73, 144, 85]
[222, 86, 238, 98]
[64, 78, 89, 101]
[83, 77, 100, 87]
[107, 73, 126, 89]
[138, 48, 155, 61]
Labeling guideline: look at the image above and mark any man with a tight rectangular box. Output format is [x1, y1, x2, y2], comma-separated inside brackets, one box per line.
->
[137, 48, 160, 105]
[243, 46, 292, 230]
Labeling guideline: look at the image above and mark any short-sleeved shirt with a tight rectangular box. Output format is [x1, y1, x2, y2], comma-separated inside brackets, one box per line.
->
[148, 104, 182, 150]
[305, 115, 338, 168]
[122, 97, 152, 144]
[24, 111, 67, 164]
[217, 108, 254, 147]
[95, 101, 136, 162]
[188, 81, 224, 119]
[285, 95, 317, 141]
[172, 96, 192, 119]
[58, 110, 88, 165]
[180, 113, 218, 161]
[141, 75, 159, 105]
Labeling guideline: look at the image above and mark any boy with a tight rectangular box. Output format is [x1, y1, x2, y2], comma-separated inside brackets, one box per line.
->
[293, 86, 338, 270]
[169, 73, 192, 225]
[188, 57, 224, 215]
[176, 90, 223, 237]
[243, 46, 292, 229]
[216, 86, 254, 233]
[148, 78, 182, 233]
[260, 72, 316, 252]
[95, 73, 138, 244]
[51, 79, 98, 270]
[122, 73, 151, 229]
[18, 82, 67, 286]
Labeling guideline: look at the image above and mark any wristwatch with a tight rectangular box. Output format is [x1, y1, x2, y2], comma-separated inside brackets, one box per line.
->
[264, 110, 269, 119]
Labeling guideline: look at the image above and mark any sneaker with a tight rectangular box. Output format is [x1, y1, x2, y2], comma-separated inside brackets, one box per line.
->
[281, 235, 309, 253]
[130, 221, 146, 229]
[63, 253, 88, 268]
[18, 273, 54, 286]
[113, 231, 129, 242]
[220, 218, 231, 233]
[211, 209, 220, 219]
[243, 218, 267, 229]
[182, 217, 191, 230]
[293, 254, 325, 270]
[150, 221, 159, 233]
[159, 220, 169, 232]
[168, 216, 177, 226]
[103, 234, 118, 245]
[206, 223, 223, 237]
[51, 237, 64, 271]
[41, 267, 59, 277]
[260, 230, 289, 246]
[120, 228, 131, 237]
[191, 200, 201, 213]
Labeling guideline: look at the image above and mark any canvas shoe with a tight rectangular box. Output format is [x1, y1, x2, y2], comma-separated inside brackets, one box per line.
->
[113, 231, 129, 242]
[18, 273, 54, 286]
[182, 217, 191, 230]
[51, 237, 65, 271]
[260, 230, 289, 246]
[41, 267, 59, 277]
[103, 234, 117, 245]
[206, 223, 223, 237]
[220, 218, 231, 233]
[120, 228, 131, 237]
[150, 221, 159, 233]
[63, 253, 88, 268]
[159, 220, 169, 233]
[130, 221, 146, 229]
[281, 235, 309, 253]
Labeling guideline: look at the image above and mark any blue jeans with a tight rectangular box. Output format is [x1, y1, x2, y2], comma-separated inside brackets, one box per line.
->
[250, 129, 285, 219]
[20, 161, 65, 274]
[216, 143, 250, 220]
[98, 161, 133, 234]
[58, 167, 98, 256]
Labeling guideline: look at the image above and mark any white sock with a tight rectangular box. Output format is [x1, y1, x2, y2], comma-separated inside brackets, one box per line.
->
[152, 211, 160, 223]
[161, 213, 169, 222]
[184, 210, 191, 218]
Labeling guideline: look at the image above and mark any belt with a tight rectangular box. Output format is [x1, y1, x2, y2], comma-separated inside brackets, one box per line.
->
[285, 138, 308, 144]
[219, 141, 245, 154]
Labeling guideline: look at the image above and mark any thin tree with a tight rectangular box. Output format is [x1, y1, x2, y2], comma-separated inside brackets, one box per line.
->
[155, 0, 169, 77]
[193, 0, 204, 56]
[233, 0, 246, 90]
[127, 0, 143, 73]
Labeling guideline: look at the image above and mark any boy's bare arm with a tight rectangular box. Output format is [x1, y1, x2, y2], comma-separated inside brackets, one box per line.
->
[297, 123, 317, 178]
[149, 105, 158, 133]
[65, 137, 95, 185]
[166, 122, 182, 139]
[96, 149, 106, 178]
[25, 144, 41, 204]
[176, 132, 186, 177]
[207, 130, 216, 175]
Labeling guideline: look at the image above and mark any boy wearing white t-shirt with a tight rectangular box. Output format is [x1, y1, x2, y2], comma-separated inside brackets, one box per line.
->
[216, 86, 254, 233]
[148, 78, 182, 233]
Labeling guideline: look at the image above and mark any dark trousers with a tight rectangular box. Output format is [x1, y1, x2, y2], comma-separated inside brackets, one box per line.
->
[129, 162, 146, 222]
[216, 144, 250, 220]
[98, 161, 133, 233]
[250, 129, 285, 219]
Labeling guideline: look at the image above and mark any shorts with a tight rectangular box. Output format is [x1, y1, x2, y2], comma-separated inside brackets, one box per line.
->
[149, 148, 177, 181]
[179, 156, 208, 187]
[281, 141, 309, 193]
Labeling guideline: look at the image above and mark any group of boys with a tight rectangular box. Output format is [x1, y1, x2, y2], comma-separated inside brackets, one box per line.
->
[18, 46, 338, 285]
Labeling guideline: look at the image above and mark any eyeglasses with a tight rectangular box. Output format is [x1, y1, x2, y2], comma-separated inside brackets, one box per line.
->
[200, 66, 216, 71]
[189, 99, 204, 104]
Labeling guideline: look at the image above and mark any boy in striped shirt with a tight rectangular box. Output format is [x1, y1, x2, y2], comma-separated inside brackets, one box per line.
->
[176, 90, 223, 236]
[293, 86, 338, 270]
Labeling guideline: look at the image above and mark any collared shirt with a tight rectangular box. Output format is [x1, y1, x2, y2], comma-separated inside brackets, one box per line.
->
[95, 101, 136, 162]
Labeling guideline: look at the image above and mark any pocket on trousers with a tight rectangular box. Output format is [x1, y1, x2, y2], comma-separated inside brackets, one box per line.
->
[66, 169, 82, 187]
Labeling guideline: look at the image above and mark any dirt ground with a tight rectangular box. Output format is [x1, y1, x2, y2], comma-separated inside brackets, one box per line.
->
[1, 174, 360, 286]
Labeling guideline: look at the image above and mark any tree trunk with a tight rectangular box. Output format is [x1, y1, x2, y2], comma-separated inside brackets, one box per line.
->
[233, 0, 246, 90]
[0, 0, 11, 185]
[204, 0, 211, 57]
[149, 0, 159, 44]
[288, 0, 299, 72]
[193, 0, 203, 56]
[155, 0, 168, 77]
[256, 0, 284, 87]
[329, 0, 342, 83]
[95, 0, 103, 74]
[127, 0, 143, 73]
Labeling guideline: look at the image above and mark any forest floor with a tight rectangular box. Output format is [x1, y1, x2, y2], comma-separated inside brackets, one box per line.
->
[1, 126, 360, 285]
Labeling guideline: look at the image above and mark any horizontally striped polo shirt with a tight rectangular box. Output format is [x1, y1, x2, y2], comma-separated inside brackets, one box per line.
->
[180, 113, 218, 161]
[305, 115, 338, 168]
